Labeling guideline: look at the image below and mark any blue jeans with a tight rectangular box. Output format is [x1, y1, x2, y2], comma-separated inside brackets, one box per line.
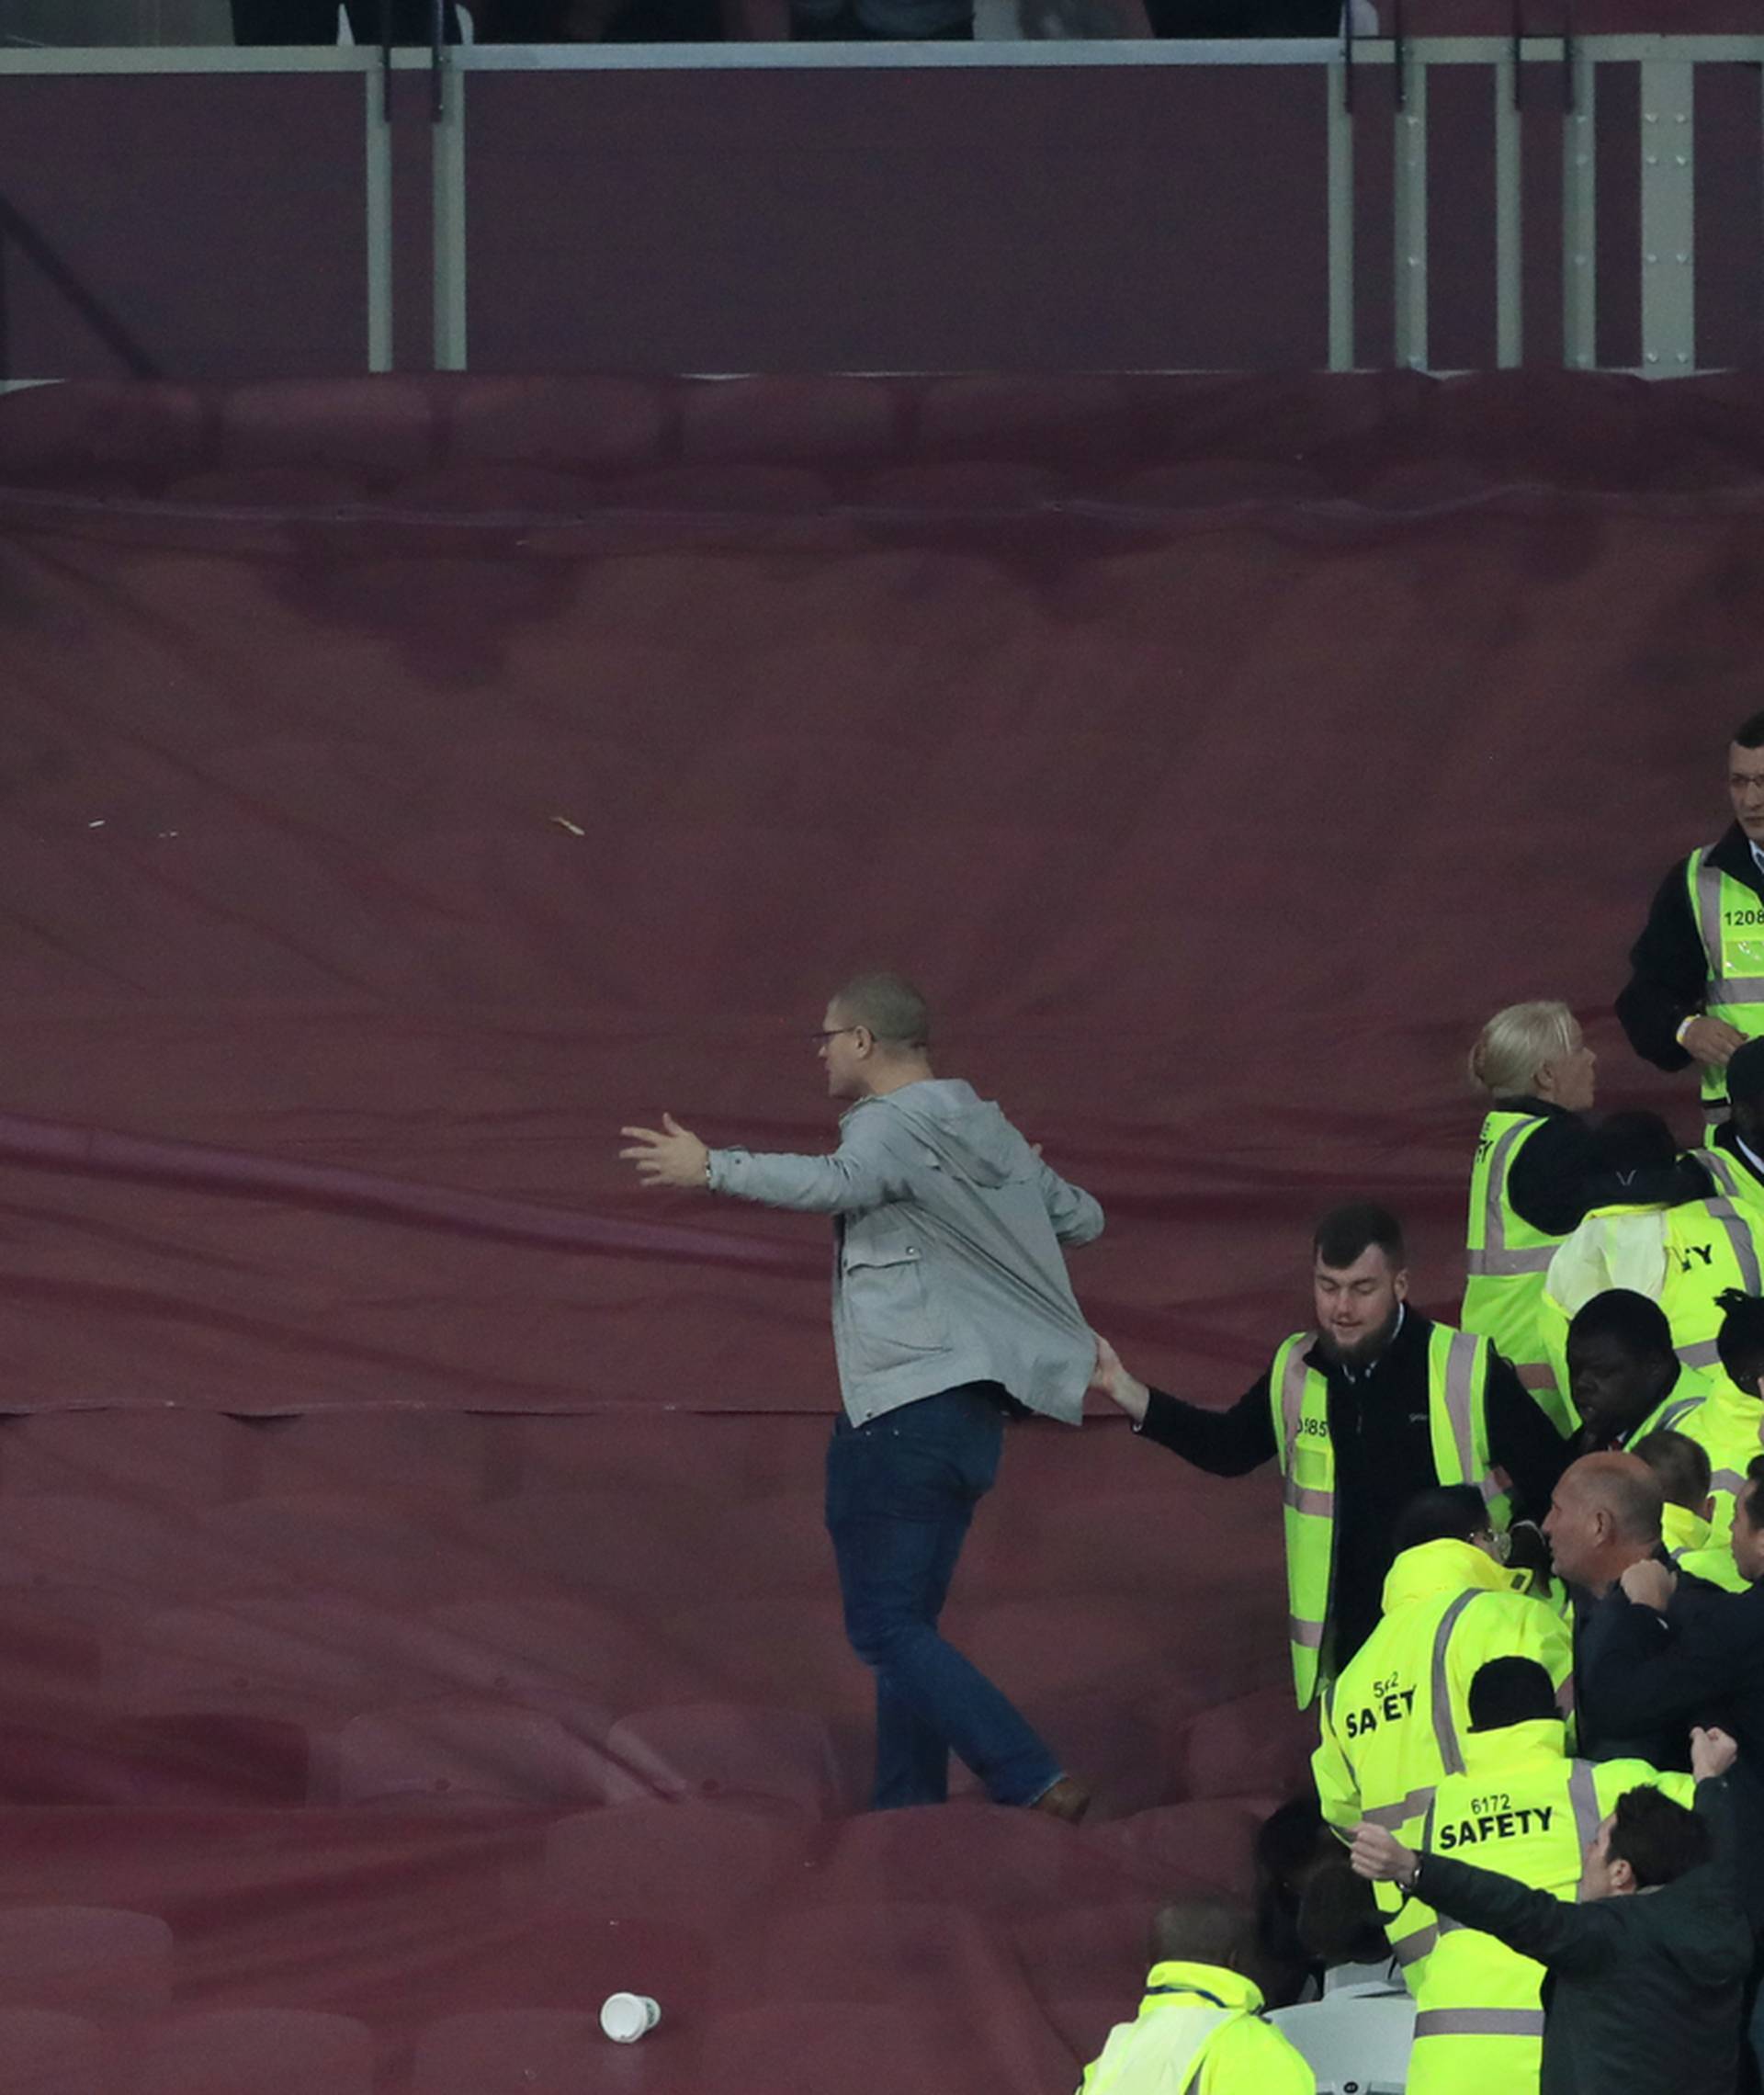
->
[824, 1384, 1062, 1810]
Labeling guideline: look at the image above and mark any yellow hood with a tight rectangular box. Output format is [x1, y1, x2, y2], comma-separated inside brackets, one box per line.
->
[1381, 1536, 1521, 1615]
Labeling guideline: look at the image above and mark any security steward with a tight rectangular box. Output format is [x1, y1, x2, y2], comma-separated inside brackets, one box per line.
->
[1090, 1202, 1569, 1708]
[1464, 1000, 1600, 1436]
[1693, 1036, 1764, 1212]
[1565, 1288, 1760, 1542]
[1619, 709, 1764, 1128]
[1389, 1656, 1693, 2095]
[1313, 1489, 1572, 1978]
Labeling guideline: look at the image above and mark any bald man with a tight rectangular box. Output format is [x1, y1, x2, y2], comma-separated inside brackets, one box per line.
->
[1544, 1455, 1688, 1766]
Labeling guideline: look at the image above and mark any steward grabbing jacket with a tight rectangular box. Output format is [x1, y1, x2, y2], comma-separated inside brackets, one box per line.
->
[707, 1078, 1102, 1425]
[1391, 1716, 1692, 2095]
[1618, 820, 1764, 1116]
[1137, 1310, 1568, 1698]
[1407, 1776, 1750, 2095]
[1077, 1961, 1315, 2095]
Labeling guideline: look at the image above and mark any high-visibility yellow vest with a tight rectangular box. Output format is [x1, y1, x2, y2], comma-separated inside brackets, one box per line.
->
[1464, 1109, 1577, 1436]
[1539, 1198, 1764, 1396]
[1312, 1541, 1572, 1979]
[1662, 1500, 1749, 1592]
[1685, 847, 1764, 1113]
[1269, 1323, 1511, 1709]
[1623, 1370, 1764, 1543]
[1393, 1720, 1693, 2091]
[1077, 1961, 1316, 2095]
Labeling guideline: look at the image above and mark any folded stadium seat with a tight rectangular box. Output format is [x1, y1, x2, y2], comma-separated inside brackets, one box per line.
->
[133, 2009, 374, 2095]
[697, 2002, 1021, 2095]
[0, 1497, 252, 1603]
[429, 1596, 710, 1715]
[0, 1410, 250, 1505]
[950, 1594, 1174, 1705]
[446, 376, 666, 474]
[912, 375, 1142, 470]
[1104, 460, 1333, 511]
[0, 2010, 120, 2095]
[458, 1491, 707, 1608]
[0, 1907, 172, 2017]
[658, 1595, 865, 1716]
[0, 378, 207, 490]
[1012, 1901, 1159, 2019]
[237, 1411, 495, 1503]
[206, 1494, 521, 1610]
[1180, 1686, 1317, 1804]
[593, 466, 832, 515]
[115, 1598, 396, 1720]
[601, 1703, 852, 1818]
[725, 1899, 1022, 2011]
[337, 1699, 618, 1807]
[160, 466, 378, 509]
[806, 1803, 1095, 1915]
[679, 376, 898, 470]
[382, 465, 606, 518]
[542, 1800, 814, 1924]
[514, 1412, 730, 1499]
[94, 1715, 311, 1806]
[220, 378, 438, 479]
[1081, 1798, 1272, 1902]
[855, 464, 1069, 514]
[703, 1494, 834, 1596]
[1009, 1690, 1164, 1820]
[0, 1592, 104, 1697]
[1030, 1487, 1274, 1597]
[411, 2009, 687, 2095]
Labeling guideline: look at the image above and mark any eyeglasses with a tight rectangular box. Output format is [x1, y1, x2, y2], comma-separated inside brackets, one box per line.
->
[810, 1027, 863, 1047]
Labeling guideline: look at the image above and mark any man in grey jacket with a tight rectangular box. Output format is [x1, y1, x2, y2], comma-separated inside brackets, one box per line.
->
[620, 972, 1103, 1817]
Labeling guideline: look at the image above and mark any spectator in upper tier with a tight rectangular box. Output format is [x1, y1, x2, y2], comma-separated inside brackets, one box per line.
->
[1463, 998, 1600, 1435]
[232, 0, 459, 41]
[1078, 1898, 1316, 2093]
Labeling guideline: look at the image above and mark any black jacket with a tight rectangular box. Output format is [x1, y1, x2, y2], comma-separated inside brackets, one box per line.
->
[1136, 1308, 1570, 1670]
[1411, 1777, 1750, 2095]
[1617, 821, 1764, 1078]
[1579, 1578, 1764, 1920]
[1496, 1097, 1601, 1239]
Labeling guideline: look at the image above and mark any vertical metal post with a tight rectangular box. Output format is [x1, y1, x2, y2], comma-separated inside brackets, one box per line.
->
[1495, 47, 1522, 366]
[1562, 45, 1596, 368]
[1329, 57, 1356, 370]
[1638, 56, 1695, 374]
[1394, 56, 1429, 369]
[432, 58, 469, 370]
[365, 67, 394, 375]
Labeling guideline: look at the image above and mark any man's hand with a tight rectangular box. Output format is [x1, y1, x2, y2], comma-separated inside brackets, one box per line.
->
[618, 1114, 711, 1190]
[1351, 1822, 1420, 1891]
[1089, 1337, 1150, 1424]
[1692, 1726, 1738, 1782]
[1682, 1016, 1746, 1069]
[1620, 1559, 1678, 1614]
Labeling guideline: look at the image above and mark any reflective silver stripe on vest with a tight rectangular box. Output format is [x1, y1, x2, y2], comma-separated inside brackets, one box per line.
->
[1395, 1922, 1439, 1965]
[1695, 1148, 1747, 1201]
[1363, 1785, 1437, 1831]
[1711, 978, 1764, 1002]
[1289, 1615, 1326, 1649]
[1468, 1119, 1555, 1277]
[1464, 1244, 1556, 1278]
[1567, 1759, 1603, 1851]
[1656, 1395, 1702, 1433]
[1708, 1197, 1762, 1294]
[1430, 1590, 1479, 1778]
[1713, 1467, 1747, 1498]
[1680, 1341, 1723, 1370]
[1413, 2008, 1546, 2039]
[1285, 1484, 1335, 1518]
[1441, 1332, 1499, 1508]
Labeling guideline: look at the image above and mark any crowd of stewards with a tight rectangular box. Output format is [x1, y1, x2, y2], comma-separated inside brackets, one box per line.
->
[1076, 711, 1764, 2093]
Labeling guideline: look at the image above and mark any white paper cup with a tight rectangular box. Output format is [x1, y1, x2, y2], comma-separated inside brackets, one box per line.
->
[600, 1993, 662, 2044]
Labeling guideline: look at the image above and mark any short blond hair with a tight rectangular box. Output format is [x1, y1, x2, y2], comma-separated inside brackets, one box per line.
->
[1468, 1000, 1580, 1098]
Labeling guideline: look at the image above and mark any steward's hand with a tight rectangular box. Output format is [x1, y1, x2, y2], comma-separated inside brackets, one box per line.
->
[1682, 1016, 1746, 1068]
[1088, 1337, 1150, 1425]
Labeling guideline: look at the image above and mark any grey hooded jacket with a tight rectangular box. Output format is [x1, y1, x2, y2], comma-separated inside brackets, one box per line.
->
[707, 1078, 1103, 1425]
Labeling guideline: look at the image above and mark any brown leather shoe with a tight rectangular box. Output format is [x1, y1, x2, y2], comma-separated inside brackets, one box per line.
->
[1030, 1775, 1094, 1826]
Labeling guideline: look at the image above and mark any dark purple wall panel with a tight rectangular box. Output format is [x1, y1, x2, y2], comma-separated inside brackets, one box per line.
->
[0, 76, 368, 383]
[1694, 63, 1763, 372]
[1428, 62, 1498, 372]
[460, 66, 1330, 374]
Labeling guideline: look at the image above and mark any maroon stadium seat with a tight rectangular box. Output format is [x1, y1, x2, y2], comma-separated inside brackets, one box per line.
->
[697, 2001, 1020, 2095]
[0, 1907, 172, 2016]
[807, 1803, 1077, 1914]
[239, 1410, 493, 1501]
[733, 1900, 1018, 2009]
[337, 1699, 617, 1806]
[1180, 1686, 1317, 1803]
[458, 1491, 704, 1606]
[542, 1800, 812, 1924]
[432, 1595, 709, 1714]
[0, 1497, 249, 1602]
[0, 2010, 120, 2095]
[412, 2008, 686, 2094]
[0, 1410, 248, 1505]
[134, 2010, 374, 2095]
[205, 1494, 518, 1608]
[602, 1703, 850, 1817]
[1083, 1799, 1272, 1901]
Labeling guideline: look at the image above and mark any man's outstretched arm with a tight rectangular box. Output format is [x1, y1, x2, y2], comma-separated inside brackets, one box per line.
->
[620, 1107, 911, 1215]
[1089, 1338, 1276, 1476]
